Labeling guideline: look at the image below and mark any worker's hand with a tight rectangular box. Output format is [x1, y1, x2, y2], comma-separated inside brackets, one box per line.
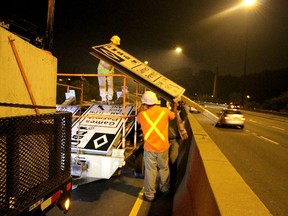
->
[180, 129, 189, 140]
[176, 113, 188, 141]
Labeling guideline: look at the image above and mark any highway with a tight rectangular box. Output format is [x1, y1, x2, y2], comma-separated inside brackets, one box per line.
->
[47, 106, 288, 216]
[193, 105, 288, 216]
[47, 158, 172, 216]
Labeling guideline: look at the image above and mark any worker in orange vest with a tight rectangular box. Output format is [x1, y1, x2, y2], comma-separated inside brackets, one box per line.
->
[137, 91, 177, 201]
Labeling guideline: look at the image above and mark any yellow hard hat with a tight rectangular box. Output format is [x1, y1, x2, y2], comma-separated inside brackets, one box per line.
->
[110, 35, 120, 45]
[141, 91, 158, 105]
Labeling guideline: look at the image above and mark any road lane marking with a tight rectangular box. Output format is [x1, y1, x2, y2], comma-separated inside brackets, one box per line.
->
[259, 136, 279, 145]
[249, 119, 257, 123]
[129, 187, 144, 216]
[272, 126, 285, 131]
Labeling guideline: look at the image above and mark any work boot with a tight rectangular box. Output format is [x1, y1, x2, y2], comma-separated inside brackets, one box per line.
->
[160, 183, 170, 196]
[143, 194, 154, 202]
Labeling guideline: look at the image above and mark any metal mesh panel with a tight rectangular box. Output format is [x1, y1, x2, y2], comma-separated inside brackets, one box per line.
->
[0, 112, 71, 215]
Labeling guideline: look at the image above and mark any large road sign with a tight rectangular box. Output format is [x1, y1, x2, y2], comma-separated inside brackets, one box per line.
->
[71, 104, 134, 154]
[90, 43, 185, 102]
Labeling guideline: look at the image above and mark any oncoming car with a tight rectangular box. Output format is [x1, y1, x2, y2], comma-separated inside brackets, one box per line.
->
[227, 103, 240, 109]
[189, 106, 199, 113]
[216, 109, 245, 129]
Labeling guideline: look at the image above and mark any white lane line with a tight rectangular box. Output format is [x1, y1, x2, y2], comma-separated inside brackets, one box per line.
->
[249, 119, 257, 123]
[259, 136, 279, 145]
[272, 126, 285, 131]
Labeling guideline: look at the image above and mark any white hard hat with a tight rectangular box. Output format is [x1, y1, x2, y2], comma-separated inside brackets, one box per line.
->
[141, 91, 158, 105]
[110, 35, 120, 45]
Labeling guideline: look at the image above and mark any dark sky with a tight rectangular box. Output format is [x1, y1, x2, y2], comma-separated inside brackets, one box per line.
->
[3, 0, 288, 76]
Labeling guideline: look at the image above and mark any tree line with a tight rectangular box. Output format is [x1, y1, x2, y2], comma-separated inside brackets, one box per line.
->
[56, 67, 288, 113]
[166, 67, 288, 113]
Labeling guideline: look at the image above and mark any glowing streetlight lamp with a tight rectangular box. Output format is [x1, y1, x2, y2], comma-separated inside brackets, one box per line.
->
[175, 47, 182, 54]
[243, 0, 256, 6]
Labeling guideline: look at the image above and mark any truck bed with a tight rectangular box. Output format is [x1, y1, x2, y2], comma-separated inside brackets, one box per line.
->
[0, 112, 72, 215]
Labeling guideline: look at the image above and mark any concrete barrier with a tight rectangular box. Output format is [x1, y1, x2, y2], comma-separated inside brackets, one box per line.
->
[173, 110, 271, 215]
[0, 27, 57, 117]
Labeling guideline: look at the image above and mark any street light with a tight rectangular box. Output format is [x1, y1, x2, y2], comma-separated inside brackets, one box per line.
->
[241, 0, 256, 107]
[243, 0, 256, 6]
[175, 47, 182, 54]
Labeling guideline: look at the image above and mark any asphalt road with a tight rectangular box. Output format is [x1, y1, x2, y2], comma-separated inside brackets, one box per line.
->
[47, 158, 174, 216]
[47, 106, 288, 216]
[193, 106, 288, 216]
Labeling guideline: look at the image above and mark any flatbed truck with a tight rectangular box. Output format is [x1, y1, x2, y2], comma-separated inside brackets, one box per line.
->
[0, 112, 72, 216]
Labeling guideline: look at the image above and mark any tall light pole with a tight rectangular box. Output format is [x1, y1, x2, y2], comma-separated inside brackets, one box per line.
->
[241, 0, 256, 107]
[213, 67, 218, 98]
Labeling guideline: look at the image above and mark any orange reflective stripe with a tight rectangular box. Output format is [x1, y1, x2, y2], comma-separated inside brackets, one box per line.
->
[143, 111, 165, 141]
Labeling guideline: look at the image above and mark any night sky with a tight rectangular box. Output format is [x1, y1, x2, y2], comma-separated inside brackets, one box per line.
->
[2, 0, 288, 76]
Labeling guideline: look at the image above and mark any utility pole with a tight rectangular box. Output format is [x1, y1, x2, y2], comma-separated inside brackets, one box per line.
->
[241, 19, 248, 107]
[46, 0, 55, 51]
[241, 0, 256, 107]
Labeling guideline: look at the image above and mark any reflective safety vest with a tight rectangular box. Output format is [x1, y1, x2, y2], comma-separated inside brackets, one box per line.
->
[97, 60, 114, 75]
[143, 111, 165, 141]
[137, 106, 175, 152]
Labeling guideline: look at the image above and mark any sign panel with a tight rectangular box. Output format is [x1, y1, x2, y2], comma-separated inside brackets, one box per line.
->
[71, 104, 134, 154]
[56, 105, 80, 115]
[91, 44, 185, 98]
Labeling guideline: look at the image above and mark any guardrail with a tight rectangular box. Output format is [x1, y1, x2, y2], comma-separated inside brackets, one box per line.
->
[244, 107, 288, 117]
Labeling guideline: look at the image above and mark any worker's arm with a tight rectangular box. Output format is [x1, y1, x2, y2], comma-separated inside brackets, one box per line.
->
[173, 102, 188, 141]
[99, 60, 113, 70]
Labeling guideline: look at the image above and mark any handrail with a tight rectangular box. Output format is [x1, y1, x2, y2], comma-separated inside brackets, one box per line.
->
[57, 73, 142, 150]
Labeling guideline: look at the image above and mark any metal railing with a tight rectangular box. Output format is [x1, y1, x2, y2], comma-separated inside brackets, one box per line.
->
[57, 73, 143, 150]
